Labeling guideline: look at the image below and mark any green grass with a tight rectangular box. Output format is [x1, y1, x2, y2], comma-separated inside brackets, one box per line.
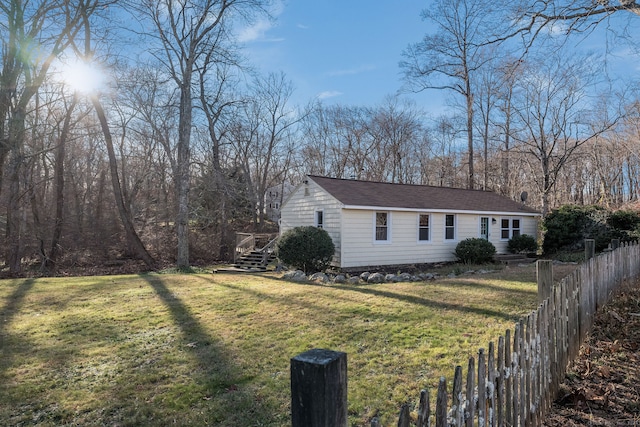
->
[0, 266, 540, 426]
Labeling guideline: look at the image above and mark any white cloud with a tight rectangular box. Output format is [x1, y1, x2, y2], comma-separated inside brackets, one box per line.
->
[327, 64, 376, 77]
[317, 90, 343, 100]
[237, 0, 285, 43]
[238, 20, 281, 43]
[297, 23, 310, 30]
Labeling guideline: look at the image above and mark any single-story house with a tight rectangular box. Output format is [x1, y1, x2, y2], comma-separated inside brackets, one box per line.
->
[279, 175, 540, 269]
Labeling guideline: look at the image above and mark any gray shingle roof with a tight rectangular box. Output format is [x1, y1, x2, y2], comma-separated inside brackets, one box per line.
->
[308, 175, 539, 215]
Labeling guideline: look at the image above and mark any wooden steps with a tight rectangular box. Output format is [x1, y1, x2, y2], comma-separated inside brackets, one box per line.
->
[494, 253, 537, 265]
[233, 250, 276, 271]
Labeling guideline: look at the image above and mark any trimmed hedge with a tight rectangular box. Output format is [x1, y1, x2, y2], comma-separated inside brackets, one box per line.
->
[276, 226, 335, 273]
[508, 234, 538, 254]
[455, 238, 496, 264]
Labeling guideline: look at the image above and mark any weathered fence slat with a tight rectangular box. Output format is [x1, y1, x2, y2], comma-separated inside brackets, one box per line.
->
[397, 404, 410, 427]
[452, 365, 464, 426]
[497, 336, 505, 427]
[465, 357, 475, 427]
[416, 389, 430, 427]
[487, 342, 496, 427]
[478, 348, 487, 426]
[435, 377, 448, 427]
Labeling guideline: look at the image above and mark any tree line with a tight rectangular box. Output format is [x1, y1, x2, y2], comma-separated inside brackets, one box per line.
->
[1, 0, 639, 275]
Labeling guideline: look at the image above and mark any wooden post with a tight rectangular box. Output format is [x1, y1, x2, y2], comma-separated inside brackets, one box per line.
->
[291, 349, 347, 427]
[611, 239, 620, 250]
[585, 239, 595, 260]
[537, 260, 553, 304]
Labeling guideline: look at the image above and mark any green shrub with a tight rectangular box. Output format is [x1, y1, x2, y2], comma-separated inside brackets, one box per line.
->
[507, 234, 538, 254]
[542, 205, 613, 253]
[455, 238, 496, 264]
[607, 210, 640, 231]
[276, 226, 335, 273]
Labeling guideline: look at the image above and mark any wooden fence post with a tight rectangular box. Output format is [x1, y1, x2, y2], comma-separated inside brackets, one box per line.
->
[291, 349, 347, 427]
[611, 239, 620, 250]
[537, 260, 553, 304]
[585, 239, 595, 260]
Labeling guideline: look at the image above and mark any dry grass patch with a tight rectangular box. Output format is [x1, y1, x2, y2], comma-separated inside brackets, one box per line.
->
[0, 266, 543, 426]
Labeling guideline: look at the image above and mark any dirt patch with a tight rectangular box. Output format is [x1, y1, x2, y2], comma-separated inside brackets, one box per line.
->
[543, 280, 640, 426]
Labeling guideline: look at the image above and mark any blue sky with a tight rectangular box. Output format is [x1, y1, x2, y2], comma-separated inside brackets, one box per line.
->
[238, 1, 640, 114]
[239, 0, 436, 108]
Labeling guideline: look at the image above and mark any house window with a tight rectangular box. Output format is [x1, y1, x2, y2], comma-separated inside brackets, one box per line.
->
[375, 212, 389, 241]
[445, 214, 456, 240]
[418, 214, 430, 241]
[501, 218, 521, 239]
[315, 210, 324, 229]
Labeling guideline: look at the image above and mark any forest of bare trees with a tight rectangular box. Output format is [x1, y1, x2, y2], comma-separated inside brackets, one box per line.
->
[1, 0, 639, 275]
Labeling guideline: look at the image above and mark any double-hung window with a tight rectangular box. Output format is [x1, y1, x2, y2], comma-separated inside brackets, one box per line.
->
[375, 212, 389, 241]
[315, 210, 324, 228]
[501, 218, 521, 239]
[445, 214, 456, 240]
[418, 214, 430, 241]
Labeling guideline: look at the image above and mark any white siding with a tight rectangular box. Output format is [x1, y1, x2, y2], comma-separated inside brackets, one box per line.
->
[340, 209, 539, 268]
[280, 179, 540, 269]
[279, 180, 343, 265]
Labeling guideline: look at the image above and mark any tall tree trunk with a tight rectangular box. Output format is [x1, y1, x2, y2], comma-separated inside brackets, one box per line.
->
[91, 95, 155, 268]
[5, 103, 27, 275]
[466, 84, 475, 190]
[6, 151, 22, 275]
[47, 96, 77, 271]
[176, 79, 193, 269]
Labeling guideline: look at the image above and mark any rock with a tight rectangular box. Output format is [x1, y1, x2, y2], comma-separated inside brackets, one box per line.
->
[334, 274, 347, 283]
[284, 270, 307, 282]
[309, 272, 329, 283]
[399, 272, 413, 282]
[347, 276, 361, 285]
[385, 273, 399, 283]
[367, 272, 385, 284]
[359, 271, 371, 281]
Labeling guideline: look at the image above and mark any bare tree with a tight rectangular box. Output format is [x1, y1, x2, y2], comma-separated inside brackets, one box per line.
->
[509, 52, 619, 215]
[230, 72, 300, 229]
[0, 0, 112, 274]
[401, 0, 508, 189]
[133, 0, 271, 268]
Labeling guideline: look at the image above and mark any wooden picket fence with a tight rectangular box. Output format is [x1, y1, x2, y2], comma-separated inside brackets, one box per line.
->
[386, 241, 640, 427]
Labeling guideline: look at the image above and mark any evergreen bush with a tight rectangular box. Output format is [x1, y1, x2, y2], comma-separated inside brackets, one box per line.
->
[454, 238, 496, 264]
[275, 226, 335, 273]
[542, 205, 613, 253]
[507, 234, 538, 254]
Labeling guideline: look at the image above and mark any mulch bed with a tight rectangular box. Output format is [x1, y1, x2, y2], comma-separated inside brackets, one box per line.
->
[543, 280, 640, 426]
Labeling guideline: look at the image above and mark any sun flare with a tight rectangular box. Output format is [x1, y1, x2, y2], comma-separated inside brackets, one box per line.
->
[57, 58, 106, 94]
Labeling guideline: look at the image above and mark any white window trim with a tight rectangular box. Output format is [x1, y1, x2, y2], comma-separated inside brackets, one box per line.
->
[500, 217, 522, 240]
[444, 214, 457, 241]
[374, 211, 392, 244]
[315, 209, 324, 228]
[417, 213, 431, 244]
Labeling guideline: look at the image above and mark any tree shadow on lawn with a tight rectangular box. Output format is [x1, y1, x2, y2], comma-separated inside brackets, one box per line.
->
[208, 275, 521, 323]
[0, 279, 36, 367]
[0, 276, 280, 426]
[320, 283, 523, 322]
[139, 274, 280, 426]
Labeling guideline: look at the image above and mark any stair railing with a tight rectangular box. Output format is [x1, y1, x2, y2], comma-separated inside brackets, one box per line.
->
[258, 236, 279, 265]
[234, 233, 255, 263]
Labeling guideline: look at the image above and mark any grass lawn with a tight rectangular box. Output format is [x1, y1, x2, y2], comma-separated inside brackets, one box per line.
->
[0, 265, 544, 426]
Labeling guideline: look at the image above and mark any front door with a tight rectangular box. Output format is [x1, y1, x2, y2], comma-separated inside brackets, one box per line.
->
[480, 217, 489, 240]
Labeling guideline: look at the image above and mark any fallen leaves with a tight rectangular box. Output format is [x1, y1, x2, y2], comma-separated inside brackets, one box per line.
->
[544, 280, 640, 426]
